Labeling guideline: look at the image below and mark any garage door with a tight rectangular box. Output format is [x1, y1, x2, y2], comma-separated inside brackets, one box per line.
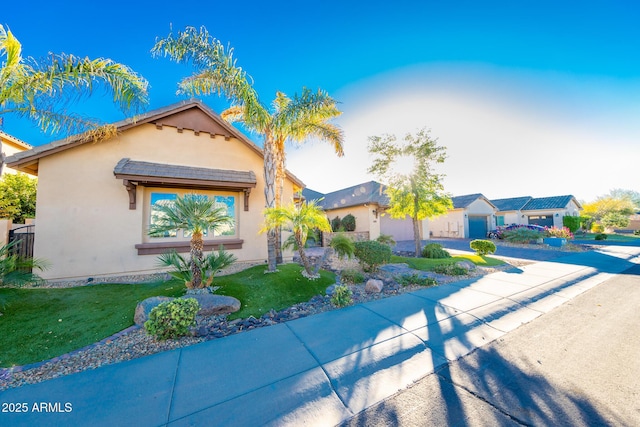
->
[528, 215, 554, 227]
[468, 216, 488, 239]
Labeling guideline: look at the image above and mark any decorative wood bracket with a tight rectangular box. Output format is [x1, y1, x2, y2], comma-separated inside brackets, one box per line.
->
[243, 188, 251, 211]
[123, 180, 137, 210]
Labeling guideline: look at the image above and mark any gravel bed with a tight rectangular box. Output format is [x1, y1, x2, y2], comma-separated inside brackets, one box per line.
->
[0, 257, 529, 391]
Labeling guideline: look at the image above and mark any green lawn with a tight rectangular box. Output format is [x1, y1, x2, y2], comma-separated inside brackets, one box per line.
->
[574, 232, 640, 243]
[0, 264, 334, 367]
[391, 254, 504, 271]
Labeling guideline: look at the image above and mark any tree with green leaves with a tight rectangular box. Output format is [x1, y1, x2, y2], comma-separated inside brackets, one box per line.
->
[261, 200, 331, 279]
[151, 26, 344, 272]
[0, 24, 148, 172]
[148, 195, 234, 288]
[583, 193, 636, 231]
[368, 128, 452, 257]
[0, 172, 36, 223]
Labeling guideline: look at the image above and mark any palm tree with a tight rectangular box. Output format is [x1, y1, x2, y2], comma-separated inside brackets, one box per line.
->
[151, 26, 344, 272]
[261, 200, 331, 279]
[148, 195, 233, 288]
[0, 24, 148, 153]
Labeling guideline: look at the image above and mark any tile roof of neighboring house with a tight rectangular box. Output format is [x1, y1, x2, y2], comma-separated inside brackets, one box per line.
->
[315, 181, 389, 210]
[450, 193, 496, 209]
[301, 188, 325, 202]
[490, 196, 533, 212]
[523, 195, 581, 210]
[0, 130, 32, 150]
[113, 158, 257, 186]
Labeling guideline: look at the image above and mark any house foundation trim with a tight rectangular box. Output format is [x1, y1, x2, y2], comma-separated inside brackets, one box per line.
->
[135, 239, 244, 255]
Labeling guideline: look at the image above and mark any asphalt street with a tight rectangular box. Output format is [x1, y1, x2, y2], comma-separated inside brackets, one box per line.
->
[343, 263, 640, 426]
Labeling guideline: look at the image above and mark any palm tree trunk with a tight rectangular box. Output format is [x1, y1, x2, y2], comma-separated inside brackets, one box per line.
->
[190, 231, 204, 288]
[275, 141, 285, 264]
[263, 137, 278, 272]
[295, 235, 315, 277]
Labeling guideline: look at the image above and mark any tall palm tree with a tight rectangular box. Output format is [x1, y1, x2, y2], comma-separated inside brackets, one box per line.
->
[0, 24, 148, 145]
[261, 200, 331, 279]
[151, 26, 344, 272]
[148, 195, 233, 288]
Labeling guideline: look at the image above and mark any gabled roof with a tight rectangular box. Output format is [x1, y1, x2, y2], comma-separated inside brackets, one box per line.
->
[0, 130, 32, 150]
[450, 193, 496, 209]
[315, 181, 389, 210]
[491, 196, 533, 212]
[523, 195, 581, 211]
[5, 99, 304, 187]
[301, 188, 325, 202]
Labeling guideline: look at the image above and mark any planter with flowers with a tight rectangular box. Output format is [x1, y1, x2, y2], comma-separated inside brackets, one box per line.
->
[543, 226, 574, 247]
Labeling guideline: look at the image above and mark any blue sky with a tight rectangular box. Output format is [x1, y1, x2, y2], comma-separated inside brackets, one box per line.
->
[2, 1, 639, 202]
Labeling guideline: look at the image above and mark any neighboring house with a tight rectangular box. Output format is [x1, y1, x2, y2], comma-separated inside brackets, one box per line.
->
[0, 130, 33, 176]
[6, 100, 304, 280]
[427, 194, 497, 239]
[491, 195, 582, 228]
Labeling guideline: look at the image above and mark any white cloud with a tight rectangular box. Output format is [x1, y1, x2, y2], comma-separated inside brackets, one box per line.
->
[286, 63, 640, 202]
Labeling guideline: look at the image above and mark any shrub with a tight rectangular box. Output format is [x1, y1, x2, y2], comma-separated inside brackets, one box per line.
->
[470, 239, 496, 256]
[594, 233, 608, 241]
[340, 269, 365, 285]
[157, 248, 237, 289]
[395, 273, 437, 287]
[341, 214, 356, 232]
[502, 228, 544, 243]
[331, 284, 353, 307]
[331, 216, 342, 232]
[421, 243, 451, 259]
[144, 298, 199, 340]
[545, 226, 574, 239]
[562, 216, 581, 233]
[591, 223, 604, 233]
[375, 234, 396, 247]
[354, 240, 392, 272]
[634, 230, 640, 236]
[329, 233, 355, 259]
[432, 264, 468, 276]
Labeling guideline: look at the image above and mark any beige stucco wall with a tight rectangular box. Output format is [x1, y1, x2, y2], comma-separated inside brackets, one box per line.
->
[1, 136, 33, 176]
[325, 204, 380, 240]
[34, 124, 296, 280]
[428, 209, 465, 238]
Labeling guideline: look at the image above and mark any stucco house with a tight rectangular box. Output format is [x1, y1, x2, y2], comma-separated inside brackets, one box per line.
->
[427, 194, 497, 239]
[6, 100, 303, 280]
[0, 130, 33, 176]
[490, 195, 582, 228]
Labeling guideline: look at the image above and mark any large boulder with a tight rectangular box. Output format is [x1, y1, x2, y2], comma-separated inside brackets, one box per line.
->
[365, 279, 384, 293]
[134, 296, 175, 326]
[181, 294, 241, 316]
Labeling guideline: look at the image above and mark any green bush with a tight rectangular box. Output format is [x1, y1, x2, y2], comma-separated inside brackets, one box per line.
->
[331, 284, 353, 307]
[354, 240, 392, 272]
[562, 216, 581, 233]
[375, 234, 396, 247]
[470, 239, 496, 256]
[341, 214, 356, 232]
[432, 264, 468, 276]
[331, 216, 342, 232]
[421, 243, 451, 259]
[395, 273, 437, 287]
[591, 223, 604, 233]
[502, 228, 544, 243]
[144, 298, 199, 340]
[340, 269, 365, 284]
[329, 233, 355, 259]
[594, 233, 608, 241]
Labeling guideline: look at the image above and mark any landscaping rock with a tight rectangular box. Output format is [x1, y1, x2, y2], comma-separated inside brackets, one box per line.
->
[456, 261, 476, 272]
[365, 279, 384, 293]
[134, 296, 175, 326]
[181, 294, 241, 316]
[325, 284, 338, 296]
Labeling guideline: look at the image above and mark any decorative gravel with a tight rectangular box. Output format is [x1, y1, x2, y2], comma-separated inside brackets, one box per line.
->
[0, 257, 529, 391]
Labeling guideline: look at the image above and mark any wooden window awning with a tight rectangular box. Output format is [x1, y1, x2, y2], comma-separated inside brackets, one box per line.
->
[114, 158, 257, 210]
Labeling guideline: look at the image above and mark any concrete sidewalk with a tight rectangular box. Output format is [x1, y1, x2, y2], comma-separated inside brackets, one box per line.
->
[2, 245, 639, 427]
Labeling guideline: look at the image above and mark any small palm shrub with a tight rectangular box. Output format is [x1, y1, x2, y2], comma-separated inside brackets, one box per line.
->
[329, 233, 355, 259]
[340, 269, 365, 285]
[470, 239, 496, 256]
[432, 264, 468, 276]
[354, 240, 392, 272]
[158, 247, 237, 288]
[0, 242, 49, 287]
[341, 214, 356, 232]
[375, 234, 396, 247]
[144, 298, 199, 340]
[502, 228, 544, 243]
[421, 243, 451, 259]
[331, 284, 353, 307]
[395, 273, 437, 287]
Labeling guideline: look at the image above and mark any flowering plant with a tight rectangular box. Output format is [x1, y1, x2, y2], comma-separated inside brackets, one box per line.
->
[545, 226, 574, 239]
